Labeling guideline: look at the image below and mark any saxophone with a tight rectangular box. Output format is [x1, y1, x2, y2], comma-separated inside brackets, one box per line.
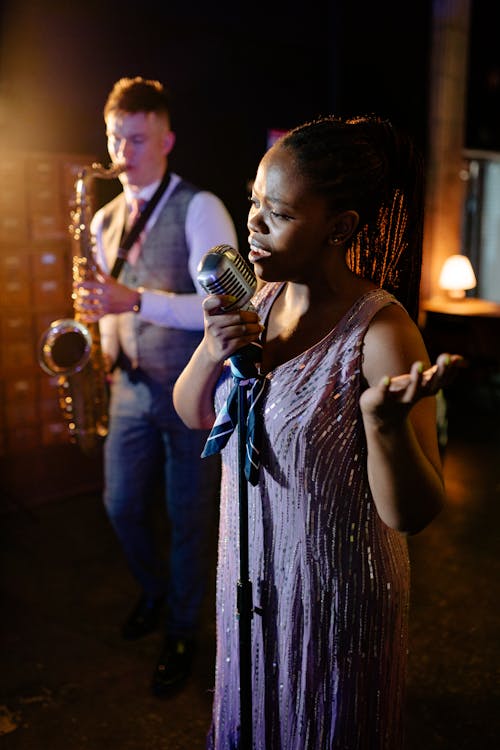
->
[39, 162, 125, 455]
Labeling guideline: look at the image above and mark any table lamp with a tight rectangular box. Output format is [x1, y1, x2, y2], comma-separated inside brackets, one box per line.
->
[438, 254, 477, 299]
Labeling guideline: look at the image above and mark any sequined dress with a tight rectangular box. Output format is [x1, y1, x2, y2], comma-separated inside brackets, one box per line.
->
[207, 285, 410, 750]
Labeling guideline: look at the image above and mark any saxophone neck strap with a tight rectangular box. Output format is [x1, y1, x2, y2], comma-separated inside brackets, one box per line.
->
[110, 169, 172, 279]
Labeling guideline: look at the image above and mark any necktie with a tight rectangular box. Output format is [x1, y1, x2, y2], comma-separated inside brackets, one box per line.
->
[201, 341, 266, 486]
[126, 197, 146, 265]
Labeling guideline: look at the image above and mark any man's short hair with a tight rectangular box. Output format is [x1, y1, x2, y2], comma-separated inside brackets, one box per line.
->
[104, 77, 170, 120]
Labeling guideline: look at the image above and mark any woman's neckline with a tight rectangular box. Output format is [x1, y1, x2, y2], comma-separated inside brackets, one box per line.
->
[257, 284, 389, 377]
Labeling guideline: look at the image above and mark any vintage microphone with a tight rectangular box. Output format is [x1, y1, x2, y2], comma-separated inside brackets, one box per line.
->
[197, 243, 261, 368]
[196, 244, 256, 310]
[197, 244, 259, 750]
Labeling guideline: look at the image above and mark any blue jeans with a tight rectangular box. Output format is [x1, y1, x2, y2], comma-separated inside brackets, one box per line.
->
[104, 370, 219, 638]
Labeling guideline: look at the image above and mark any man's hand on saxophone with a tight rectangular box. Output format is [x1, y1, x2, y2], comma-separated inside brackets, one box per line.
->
[73, 269, 142, 323]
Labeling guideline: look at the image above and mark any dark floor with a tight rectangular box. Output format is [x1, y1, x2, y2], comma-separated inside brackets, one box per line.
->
[1, 384, 499, 749]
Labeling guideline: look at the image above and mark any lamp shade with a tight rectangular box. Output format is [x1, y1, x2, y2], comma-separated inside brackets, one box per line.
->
[438, 254, 477, 298]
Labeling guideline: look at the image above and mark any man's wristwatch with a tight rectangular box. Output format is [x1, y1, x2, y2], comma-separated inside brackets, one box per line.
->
[132, 287, 144, 314]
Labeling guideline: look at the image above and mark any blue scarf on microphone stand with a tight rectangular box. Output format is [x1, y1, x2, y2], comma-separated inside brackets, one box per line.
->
[201, 341, 266, 486]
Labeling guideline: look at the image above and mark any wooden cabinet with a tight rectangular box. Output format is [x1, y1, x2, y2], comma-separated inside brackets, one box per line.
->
[0, 151, 104, 508]
[420, 297, 500, 365]
[420, 296, 500, 417]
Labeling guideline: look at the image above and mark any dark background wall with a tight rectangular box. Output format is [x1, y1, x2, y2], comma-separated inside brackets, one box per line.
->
[465, 0, 500, 152]
[0, 0, 433, 249]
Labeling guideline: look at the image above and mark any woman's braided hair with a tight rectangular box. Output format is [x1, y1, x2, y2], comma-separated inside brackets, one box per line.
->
[275, 115, 424, 320]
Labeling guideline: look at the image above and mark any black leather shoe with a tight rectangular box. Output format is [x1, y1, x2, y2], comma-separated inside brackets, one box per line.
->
[151, 636, 195, 696]
[121, 595, 165, 640]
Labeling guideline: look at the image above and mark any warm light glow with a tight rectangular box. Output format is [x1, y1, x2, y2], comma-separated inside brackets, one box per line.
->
[438, 254, 477, 299]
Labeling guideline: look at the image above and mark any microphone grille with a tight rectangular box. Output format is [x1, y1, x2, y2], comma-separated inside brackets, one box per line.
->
[197, 244, 256, 310]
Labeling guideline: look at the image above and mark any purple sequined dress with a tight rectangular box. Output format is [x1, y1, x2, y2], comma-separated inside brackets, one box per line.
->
[207, 284, 410, 750]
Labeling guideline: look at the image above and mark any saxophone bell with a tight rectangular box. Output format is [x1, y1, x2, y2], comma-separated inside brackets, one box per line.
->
[39, 318, 93, 377]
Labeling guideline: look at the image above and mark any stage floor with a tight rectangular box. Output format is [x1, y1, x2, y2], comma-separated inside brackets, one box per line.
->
[1, 386, 499, 749]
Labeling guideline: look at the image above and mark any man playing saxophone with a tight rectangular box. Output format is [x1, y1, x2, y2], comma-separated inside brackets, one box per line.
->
[73, 76, 237, 696]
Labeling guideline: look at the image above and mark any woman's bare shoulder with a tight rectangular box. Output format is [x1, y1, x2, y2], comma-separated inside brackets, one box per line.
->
[362, 302, 430, 386]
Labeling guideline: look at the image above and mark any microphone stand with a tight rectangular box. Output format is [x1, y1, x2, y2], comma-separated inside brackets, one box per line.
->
[196, 243, 259, 748]
[236, 377, 253, 750]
